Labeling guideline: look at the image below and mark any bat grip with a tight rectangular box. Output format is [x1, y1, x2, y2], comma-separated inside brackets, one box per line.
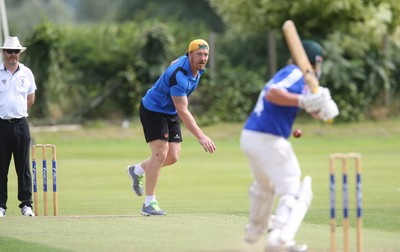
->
[304, 70, 319, 93]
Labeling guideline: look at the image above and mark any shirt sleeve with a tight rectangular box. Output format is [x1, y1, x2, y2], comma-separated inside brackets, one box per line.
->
[25, 67, 37, 94]
[170, 71, 189, 97]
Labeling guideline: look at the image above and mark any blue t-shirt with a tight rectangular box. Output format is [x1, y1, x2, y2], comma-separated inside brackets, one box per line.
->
[142, 55, 204, 115]
[243, 64, 306, 139]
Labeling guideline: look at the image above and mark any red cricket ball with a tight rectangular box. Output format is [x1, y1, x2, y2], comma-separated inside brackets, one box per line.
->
[293, 129, 302, 138]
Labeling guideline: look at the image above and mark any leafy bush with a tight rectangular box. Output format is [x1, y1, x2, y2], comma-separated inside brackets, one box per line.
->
[193, 65, 264, 125]
[321, 31, 398, 122]
[23, 18, 400, 125]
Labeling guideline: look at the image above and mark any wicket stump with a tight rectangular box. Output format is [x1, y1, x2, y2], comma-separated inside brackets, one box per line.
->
[329, 153, 362, 252]
[32, 144, 58, 216]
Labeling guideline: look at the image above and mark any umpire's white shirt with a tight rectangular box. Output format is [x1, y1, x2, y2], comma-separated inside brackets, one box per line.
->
[0, 63, 37, 119]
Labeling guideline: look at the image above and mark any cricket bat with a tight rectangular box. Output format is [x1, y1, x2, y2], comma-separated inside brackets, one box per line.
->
[282, 20, 319, 93]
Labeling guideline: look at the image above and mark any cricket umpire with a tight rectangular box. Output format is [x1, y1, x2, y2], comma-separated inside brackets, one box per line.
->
[0, 37, 37, 217]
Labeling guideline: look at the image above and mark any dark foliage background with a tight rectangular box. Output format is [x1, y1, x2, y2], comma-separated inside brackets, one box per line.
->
[5, 0, 400, 124]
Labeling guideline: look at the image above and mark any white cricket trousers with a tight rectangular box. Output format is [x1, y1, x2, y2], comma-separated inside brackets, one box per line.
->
[240, 129, 301, 197]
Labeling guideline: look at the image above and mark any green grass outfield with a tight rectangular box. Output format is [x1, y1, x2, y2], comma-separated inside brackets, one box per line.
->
[0, 119, 399, 252]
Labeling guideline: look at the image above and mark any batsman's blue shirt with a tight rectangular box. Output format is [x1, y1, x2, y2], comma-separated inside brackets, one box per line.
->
[244, 64, 305, 139]
[142, 55, 204, 115]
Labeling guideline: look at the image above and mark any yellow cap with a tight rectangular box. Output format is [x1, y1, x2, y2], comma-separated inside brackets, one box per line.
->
[188, 39, 209, 52]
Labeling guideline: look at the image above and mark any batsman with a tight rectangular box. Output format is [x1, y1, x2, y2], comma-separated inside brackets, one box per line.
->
[240, 21, 339, 251]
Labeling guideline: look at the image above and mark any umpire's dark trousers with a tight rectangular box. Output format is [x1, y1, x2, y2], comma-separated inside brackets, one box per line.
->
[0, 117, 33, 209]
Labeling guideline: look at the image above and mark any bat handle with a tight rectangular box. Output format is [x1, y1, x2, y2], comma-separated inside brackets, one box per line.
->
[304, 70, 319, 93]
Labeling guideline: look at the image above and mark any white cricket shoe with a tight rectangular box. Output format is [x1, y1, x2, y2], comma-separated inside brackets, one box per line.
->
[21, 206, 35, 217]
[0, 207, 5, 217]
[265, 243, 308, 252]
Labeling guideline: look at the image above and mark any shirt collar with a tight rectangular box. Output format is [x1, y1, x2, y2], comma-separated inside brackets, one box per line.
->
[1, 63, 20, 72]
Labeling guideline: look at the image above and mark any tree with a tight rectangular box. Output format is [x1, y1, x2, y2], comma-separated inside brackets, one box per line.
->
[208, 0, 400, 121]
[114, 0, 225, 32]
[24, 22, 64, 123]
[6, 0, 74, 38]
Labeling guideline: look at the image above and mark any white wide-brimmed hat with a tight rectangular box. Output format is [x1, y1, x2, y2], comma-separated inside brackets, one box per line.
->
[0, 37, 27, 53]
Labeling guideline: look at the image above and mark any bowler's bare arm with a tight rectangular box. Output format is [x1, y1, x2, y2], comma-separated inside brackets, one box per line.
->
[172, 95, 216, 153]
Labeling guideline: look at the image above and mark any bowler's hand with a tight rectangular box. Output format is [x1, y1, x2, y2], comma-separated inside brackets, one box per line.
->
[198, 136, 216, 153]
